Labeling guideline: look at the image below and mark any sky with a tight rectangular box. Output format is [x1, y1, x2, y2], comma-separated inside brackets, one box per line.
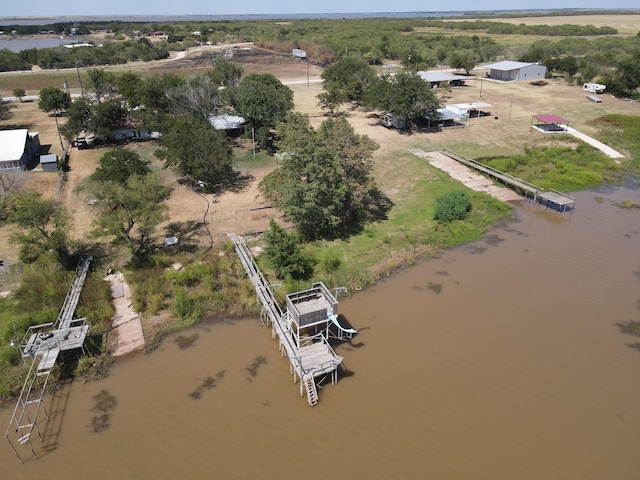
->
[1, 1, 638, 18]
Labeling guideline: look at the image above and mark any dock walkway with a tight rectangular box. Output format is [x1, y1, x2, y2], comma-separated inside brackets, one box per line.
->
[229, 234, 343, 405]
[434, 149, 576, 212]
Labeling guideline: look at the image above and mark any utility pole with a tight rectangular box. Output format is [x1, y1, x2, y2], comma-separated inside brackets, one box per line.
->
[75, 57, 84, 97]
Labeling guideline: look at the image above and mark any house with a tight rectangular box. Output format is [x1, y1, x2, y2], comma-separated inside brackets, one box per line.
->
[0, 129, 41, 171]
[482, 61, 547, 82]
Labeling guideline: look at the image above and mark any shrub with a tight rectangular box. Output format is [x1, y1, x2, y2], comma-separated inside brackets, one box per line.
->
[434, 190, 472, 223]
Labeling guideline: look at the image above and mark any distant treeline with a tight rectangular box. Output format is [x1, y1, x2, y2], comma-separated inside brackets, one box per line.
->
[0, 38, 169, 71]
[0, 22, 91, 35]
[0, 16, 632, 74]
[424, 20, 618, 36]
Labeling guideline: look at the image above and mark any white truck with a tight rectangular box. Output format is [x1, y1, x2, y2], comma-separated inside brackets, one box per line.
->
[583, 83, 606, 94]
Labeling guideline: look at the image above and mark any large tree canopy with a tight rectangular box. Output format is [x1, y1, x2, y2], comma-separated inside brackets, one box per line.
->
[318, 56, 377, 113]
[364, 71, 441, 126]
[38, 86, 70, 114]
[2, 190, 72, 263]
[234, 73, 293, 149]
[86, 173, 172, 258]
[261, 113, 384, 240]
[155, 114, 233, 187]
[91, 148, 151, 184]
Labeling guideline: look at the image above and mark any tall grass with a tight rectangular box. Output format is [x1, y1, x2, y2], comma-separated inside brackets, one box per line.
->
[480, 142, 623, 191]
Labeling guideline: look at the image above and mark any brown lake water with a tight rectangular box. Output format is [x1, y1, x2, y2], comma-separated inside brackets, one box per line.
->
[2, 185, 640, 479]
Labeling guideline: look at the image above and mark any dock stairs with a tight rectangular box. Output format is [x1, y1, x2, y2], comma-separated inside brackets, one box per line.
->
[303, 375, 318, 406]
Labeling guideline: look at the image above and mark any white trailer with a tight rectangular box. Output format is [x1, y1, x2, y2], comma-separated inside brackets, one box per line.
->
[583, 83, 606, 94]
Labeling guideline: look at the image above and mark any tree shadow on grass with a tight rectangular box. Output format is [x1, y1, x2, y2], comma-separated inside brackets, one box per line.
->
[215, 170, 254, 194]
[162, 220, 207, 252]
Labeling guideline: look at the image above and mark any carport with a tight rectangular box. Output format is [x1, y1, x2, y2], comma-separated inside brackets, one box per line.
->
[531, 114, 569, 133]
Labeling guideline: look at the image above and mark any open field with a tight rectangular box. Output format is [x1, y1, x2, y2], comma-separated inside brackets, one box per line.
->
[488, 15, 640, 34]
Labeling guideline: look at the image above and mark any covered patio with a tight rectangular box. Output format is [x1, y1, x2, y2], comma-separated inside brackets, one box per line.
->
[531, 114, 569, 133]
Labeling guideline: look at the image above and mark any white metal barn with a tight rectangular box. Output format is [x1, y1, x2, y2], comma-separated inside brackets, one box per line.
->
[0, 129, 40, 171]
[483, 61, 547, 82]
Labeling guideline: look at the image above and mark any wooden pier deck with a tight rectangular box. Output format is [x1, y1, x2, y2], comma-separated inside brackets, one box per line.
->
[229, 234, 343, 405]
[439, 149, 576, 211]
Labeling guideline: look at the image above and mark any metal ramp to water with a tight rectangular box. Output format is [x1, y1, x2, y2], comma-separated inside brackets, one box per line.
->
[229, 235, 346, 406]
[5, 255, 92, 463]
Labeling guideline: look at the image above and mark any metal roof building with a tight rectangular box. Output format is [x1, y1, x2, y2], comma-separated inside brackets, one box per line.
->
[417, 71, 473, 87]
[208, 114, 246, 131]
[482, 61, 547, 82]
[0, 129, 40, 171]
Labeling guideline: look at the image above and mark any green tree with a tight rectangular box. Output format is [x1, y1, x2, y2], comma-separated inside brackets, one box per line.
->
[38, 86, 70, 152]
[60, 97, 93, 140]
[155, 115, 233, 187]
[263, 114, 348, 240]
[38, 86, 70, 114]
[448, 49, 479, 75]
[115, 71, 144, 108]
[86, 68, 116, 103]
[263, 219, 312, 280]
[318, 56, 376, 113]
[12, 88, 25, 103]
[2, 190, 72, 263]
[86, 173, 172, 259]
[91, 148, 151, 184]
[234, 74, 293, 149]
[364, 72, 440, 127]
[434, 190, 472, 223]
[208, 58, 243, 88]
[316, 116, 380, 223]
[90, 99, 128, 141]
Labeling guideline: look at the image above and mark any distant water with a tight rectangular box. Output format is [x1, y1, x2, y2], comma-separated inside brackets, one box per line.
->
[0, 11, 511, 25]
[0, 37, 78, 52]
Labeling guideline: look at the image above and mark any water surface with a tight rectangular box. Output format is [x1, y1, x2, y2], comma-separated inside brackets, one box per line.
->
[1, 185, 639, 479]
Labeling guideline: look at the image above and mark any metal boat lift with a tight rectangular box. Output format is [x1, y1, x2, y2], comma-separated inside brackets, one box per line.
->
[5, 255, 92, 463]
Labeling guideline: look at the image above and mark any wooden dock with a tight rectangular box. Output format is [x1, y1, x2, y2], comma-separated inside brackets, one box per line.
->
[229, 234, 345, 406]
[439, 149, 576, 211]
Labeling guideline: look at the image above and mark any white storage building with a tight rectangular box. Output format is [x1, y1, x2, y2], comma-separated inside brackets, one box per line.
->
[483, 61, 547, 82]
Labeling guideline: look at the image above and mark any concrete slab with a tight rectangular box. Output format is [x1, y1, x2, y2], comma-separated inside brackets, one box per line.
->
[415, 150, 523, 202]
[105, 272, 146, 356]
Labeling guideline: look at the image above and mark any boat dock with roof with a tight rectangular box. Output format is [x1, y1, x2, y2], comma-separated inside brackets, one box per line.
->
[230, 234, 355, 406]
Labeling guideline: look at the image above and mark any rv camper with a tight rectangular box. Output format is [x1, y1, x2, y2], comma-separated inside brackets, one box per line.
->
[380, 113, 407, 130]
[583, 83, 606, 94]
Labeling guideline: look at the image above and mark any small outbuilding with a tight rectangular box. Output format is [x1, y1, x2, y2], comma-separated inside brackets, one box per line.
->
[483, 61, 547, 82]
[0, 129, 41, 171]
[39, 153, 58, 172]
